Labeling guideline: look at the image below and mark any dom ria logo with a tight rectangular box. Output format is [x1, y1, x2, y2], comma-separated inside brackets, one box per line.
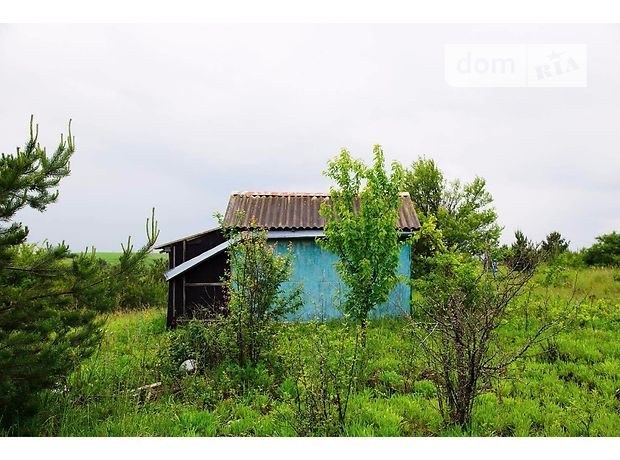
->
[535, 51, 580, 81]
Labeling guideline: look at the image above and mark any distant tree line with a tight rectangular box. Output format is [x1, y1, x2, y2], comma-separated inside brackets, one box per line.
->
[501, 229, 620, 270]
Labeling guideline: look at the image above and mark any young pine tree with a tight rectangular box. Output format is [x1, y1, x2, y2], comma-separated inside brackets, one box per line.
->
[541, 231, 570, 261]
[0, 118, 158, 428]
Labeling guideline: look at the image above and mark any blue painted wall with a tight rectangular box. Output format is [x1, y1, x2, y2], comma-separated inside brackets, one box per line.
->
[270, 239, 411, 320]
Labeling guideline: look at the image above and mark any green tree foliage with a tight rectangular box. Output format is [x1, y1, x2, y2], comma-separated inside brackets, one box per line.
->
[0, 118, 158, 426]
[409, 215, 447, 280]
[403, 157, 501, 257]
[541, 231, 570, 261]
[583, 232, 620, 267]
[221, 222, 302, 368]
[404, 157, 444, 217]
[320, 145, 405, 328]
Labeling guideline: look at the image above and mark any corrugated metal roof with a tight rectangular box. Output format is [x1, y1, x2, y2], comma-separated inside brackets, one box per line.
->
[223, 191, 420, 230]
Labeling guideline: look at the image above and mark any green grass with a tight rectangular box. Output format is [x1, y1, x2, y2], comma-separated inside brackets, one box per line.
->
[11, 267, 620, 436]
[96, 252, 167, 264]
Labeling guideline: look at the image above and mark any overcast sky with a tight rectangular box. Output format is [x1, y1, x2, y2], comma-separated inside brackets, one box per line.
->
[1, 24, 618, 251]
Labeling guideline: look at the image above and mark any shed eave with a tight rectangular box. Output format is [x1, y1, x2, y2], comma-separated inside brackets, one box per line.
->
[163, 227, 416, 282]
[164, 239, 231, 281]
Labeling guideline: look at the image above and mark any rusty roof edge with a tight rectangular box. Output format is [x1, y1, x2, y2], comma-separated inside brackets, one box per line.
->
[231, 191, 330, 197]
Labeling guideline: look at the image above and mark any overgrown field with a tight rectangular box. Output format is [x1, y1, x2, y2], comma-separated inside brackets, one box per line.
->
[8, 267, 620, 436]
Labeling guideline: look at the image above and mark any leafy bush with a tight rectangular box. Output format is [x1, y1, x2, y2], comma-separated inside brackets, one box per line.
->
[573, 298, 620, 326]
[583, 232, 620, 267]
[409, 246, 577, 428]
[160, 313, 286, 410]
[537, 259, 571, 288]
[159, 317, 236, 379]
[555, 251, 585, 269]
[220, 223, 302, 368]
[160, 223, 302, 404]
[410, 215, 447, 280]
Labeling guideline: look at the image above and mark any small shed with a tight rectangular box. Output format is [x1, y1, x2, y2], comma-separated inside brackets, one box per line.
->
[156, 191, 420, 327]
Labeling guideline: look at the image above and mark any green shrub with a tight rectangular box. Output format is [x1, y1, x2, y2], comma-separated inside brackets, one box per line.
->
[537, 260, 570, 288]
[556, 251, 586, 269]
[159, 223, 302, 409]
[159, 317, 235, 379]
[215, 220, 303, 368]
[583, 232, 620, 267]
